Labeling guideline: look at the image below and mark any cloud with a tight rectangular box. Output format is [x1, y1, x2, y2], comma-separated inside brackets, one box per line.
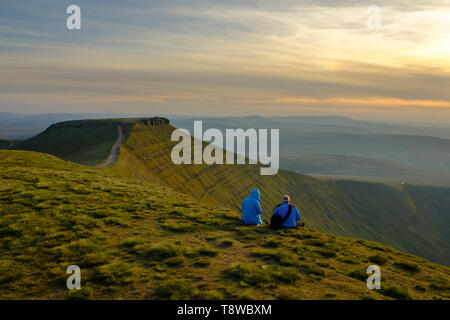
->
[0, 0, 449, 122]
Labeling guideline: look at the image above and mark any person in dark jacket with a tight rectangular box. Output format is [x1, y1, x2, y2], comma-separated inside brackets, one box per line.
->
[272, 195, 303, 228]
[241, 189, 263, 225]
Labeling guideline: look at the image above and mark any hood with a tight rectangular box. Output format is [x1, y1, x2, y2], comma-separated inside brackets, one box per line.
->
[250, 188, 261, 201]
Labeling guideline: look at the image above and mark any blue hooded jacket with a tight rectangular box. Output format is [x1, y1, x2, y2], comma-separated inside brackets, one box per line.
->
[241, 189, 263, 225]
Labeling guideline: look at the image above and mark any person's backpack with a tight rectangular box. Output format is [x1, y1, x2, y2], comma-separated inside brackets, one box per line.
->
[270, 204, 292, 230]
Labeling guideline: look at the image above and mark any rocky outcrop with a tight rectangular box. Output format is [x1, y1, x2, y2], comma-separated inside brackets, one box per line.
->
[139, 117, 170, 126]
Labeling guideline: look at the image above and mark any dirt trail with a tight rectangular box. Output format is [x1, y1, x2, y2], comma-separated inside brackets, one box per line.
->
[99, 125, 124, 168]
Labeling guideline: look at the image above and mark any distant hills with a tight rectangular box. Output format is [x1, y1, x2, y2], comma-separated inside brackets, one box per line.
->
[0, 112, 150, 140]
[279, 132, 450, 174]
[171, 115, 450, 140]
[12, 118, 450, 265]
[0, 138, 10, 149]
[171, 116, 450, 185]
[1, 150, 449, 299]
[3, 112, 450, 139]
[281, 152, 450, 186]
[4, 113, 450, 185]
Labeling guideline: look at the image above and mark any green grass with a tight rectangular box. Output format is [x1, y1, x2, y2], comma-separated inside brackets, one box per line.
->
[153, 279, 196, 299]
[1, 150, 449, 299]
[102, 121, 450, 265]
[14, 119, 450, 265]
[347, 269, 368, 281]
[225, 263, 272, 286]
[219, 238, 235, 248]
[380, 285, 411, 300]
[393, 261, 420, 273]
[368, 254, 388, 265]
[15, 119, 129, 166]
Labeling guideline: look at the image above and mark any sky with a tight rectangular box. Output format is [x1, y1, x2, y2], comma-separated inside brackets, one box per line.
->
[1, 0, 450, 123]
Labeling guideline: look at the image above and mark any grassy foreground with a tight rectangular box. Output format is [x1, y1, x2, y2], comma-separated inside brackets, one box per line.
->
[0, 150, 449, 300]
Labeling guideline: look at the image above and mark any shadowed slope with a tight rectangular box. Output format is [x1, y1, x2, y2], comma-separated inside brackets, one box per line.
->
[15, 119, 127, 166]
[0, 138, 11, 149]
[98, 125, 124, 168]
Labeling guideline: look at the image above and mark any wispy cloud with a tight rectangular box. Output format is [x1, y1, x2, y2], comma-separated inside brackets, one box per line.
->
[0, 0, 449, 122]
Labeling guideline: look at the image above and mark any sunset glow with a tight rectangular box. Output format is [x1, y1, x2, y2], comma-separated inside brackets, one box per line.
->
[1, 1, 449, 122]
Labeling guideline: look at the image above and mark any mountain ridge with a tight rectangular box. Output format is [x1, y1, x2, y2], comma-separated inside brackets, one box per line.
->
[12, 118, 450, 265]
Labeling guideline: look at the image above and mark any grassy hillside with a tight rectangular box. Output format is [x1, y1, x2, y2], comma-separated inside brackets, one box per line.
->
[16, 119, 450, 264]
[1, 150, 449, 300]
[15, 119, 129, 166]
[105, 122, 450, 265]
[280, 152, 450, 186]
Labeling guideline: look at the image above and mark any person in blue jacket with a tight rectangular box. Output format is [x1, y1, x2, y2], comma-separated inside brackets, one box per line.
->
[241, 188, 263, 225]
[272, 195, 303, 228]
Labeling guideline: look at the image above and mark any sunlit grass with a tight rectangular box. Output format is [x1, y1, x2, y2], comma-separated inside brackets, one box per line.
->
[0, 150, 449, 300]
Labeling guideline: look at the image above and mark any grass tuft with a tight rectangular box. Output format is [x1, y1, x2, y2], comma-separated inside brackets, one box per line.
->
[224, 263, 271, 286]
[153, 279, 195, 299]
[393, 261, 420, 273]
[347, 269, 367, 281]
[380, 285, 411, 300]
[368, 254, 387, 265]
